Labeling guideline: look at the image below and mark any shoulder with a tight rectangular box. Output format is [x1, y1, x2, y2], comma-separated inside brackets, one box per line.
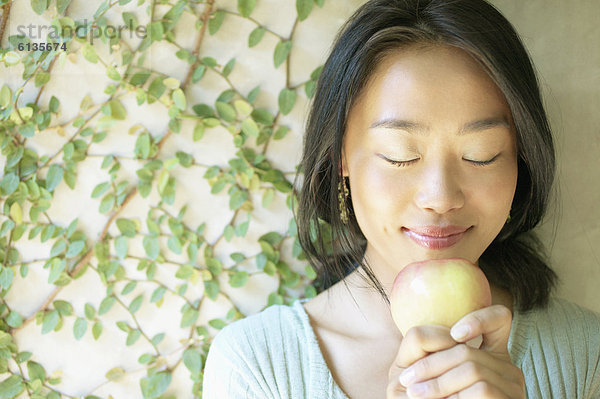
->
[211, 301, 309, 355]
[202, 301, 311, 398]
[524, 297, 600, 335]
[511, 297, 600, 350]
[509, 297, 600, 397]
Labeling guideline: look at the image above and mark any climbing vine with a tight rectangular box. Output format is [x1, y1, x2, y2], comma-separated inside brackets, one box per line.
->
[0, 0, 327, 397]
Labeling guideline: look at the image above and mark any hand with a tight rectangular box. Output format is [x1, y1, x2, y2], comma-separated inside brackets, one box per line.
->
[386, 305, 525, 398]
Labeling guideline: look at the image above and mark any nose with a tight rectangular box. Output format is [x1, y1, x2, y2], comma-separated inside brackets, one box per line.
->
[414, 160, 465, 215]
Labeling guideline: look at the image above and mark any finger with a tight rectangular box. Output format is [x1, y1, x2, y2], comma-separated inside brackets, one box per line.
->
[445, 380, 512, 399]
[394, 325, 457, 369]
[450, 305, 512, 353]
[400, 343, 523, 387]
[386, 378, 410, 399]
[404, 359, 524, 398]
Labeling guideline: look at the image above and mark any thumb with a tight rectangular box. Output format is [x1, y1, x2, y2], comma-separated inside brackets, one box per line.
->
[450, 304, 512, 353]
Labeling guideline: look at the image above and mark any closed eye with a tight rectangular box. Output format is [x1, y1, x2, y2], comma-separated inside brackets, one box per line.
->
[464, 154, 501, 166]
[383, 158, 419, 168]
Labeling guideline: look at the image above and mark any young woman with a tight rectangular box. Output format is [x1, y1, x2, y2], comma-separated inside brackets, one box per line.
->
[203, 1, 600, 398]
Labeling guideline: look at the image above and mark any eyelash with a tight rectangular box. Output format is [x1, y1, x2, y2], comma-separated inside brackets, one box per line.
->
[385, 156, 498, 168]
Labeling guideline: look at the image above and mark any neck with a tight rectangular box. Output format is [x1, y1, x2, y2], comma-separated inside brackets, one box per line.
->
[336, 266, 513, 340]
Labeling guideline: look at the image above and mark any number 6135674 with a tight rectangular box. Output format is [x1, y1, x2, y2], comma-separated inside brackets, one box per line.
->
[17, 42, 67, 52]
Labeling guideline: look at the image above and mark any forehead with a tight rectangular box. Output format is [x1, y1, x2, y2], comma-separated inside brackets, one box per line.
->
[350, 44, 511, 125]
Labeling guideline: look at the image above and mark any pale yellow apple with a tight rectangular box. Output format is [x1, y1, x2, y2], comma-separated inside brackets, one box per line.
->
[390, 258, 492, 335]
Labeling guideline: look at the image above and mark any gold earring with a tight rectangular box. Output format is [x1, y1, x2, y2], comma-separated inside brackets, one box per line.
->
[506, 213, 511, 224]
[338, 178, 349, 224]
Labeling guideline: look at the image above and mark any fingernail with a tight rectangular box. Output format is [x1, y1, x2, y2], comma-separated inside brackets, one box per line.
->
[399, 367, 416, 386]
[407, 382, 427, 397]
[451, 324, 470, 341]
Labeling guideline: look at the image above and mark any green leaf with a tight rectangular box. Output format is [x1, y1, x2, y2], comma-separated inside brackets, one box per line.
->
[106, 66, 121, 81]
[237, 0, 256, 17]
[30, 0, 49, 15]
[172, 88, 186, 110]
[50, 240, 67, 257]
[143, 236, 160, 260]
[116, 218, 137, 237]
[99, 193, 115, 213]
[46, 164, 63, 192]
[229, 271, 248, 288]
[204, 280, 219, 300]
[126, 329, 141, 345]
[27, 361, 46, 382]
[315, 0, 325, 7]
[278, 88, 297, 115]
[273, 40, 292, 68]
[248, 26, 265, 47]
[129, 294, 144, 314]
[149, 21, 163, 41]
[135, 133, 151, 159]
[152, 333, 165, 346]
[66, 240, 85, 258]
[85, 303, 96, 320]
[222, 58, 235, 78]
[98, 296, 116, 316]
[92, 321, 103, 340]
[229, 189, 249, 210]
[305, 80, 316, 98]
[109, 99, 127, 120]
[115, 236, 128, 259]
[182, 349, 202, 374]
[262, 188, 275, 207]
[274, 126, 289, 140]
[216, 102, 236, 122]
[91, 182, 110, 198]
[6, 311, 22, 328]
[41, 310, 60, 334]
[180, 308, 199, 328]
[150, 286, 166, 303]
[192, 65, 206, 83]
[241, 118, 259, 137]
[105, 367, 125, 381]
[73, 317, 87, 340]
[130, 71, 151, 86]
[251, 108, 274, 125]
[167, 236, 182, 254]
[35, 72, 50, 87]
[47, 259, 65, 284]
[0, 174, 19, 196]
[140, 372, 171, 399]
[0, 267, 13, 291]
[82, 43, 98, 63]
[208, 10, 225, 35]
[296, 0, 313, 20]
[0, 375, 24, 399]
[0, 85, 11, 108]
[122, 11, 137, 28]
[54, 300, 73, 316]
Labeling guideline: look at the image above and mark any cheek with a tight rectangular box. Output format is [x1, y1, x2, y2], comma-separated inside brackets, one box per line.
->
[468, 165, 518, 222]
[349, 163, 408, 221]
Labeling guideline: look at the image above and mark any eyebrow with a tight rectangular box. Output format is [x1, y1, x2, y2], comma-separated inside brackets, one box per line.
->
[369, 116, 511, 136]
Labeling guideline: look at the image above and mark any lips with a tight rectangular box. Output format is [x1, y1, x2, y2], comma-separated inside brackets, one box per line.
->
[402, 226, 471, 250]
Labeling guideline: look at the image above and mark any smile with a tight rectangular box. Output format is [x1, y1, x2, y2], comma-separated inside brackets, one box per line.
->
[402, 227, 470, 250]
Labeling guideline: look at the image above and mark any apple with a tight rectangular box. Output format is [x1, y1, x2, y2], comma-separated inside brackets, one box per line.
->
[390, 258, 492, 335]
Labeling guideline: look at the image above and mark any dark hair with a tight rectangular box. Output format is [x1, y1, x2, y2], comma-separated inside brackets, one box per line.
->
[292, 0, 558, 312]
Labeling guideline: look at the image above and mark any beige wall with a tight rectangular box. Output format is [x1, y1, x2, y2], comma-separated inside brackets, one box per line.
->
[1, 0, 598, 397]
[488, 0, 600, 312]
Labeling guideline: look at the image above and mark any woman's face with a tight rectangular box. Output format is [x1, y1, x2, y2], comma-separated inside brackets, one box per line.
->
[342, 45, 518, 282]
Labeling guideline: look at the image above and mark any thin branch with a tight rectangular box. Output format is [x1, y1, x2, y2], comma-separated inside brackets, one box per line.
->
[0, 2, 12, 44]
[182, 0, 215, 88]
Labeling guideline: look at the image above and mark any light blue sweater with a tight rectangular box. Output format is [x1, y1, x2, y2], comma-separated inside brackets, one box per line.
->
[202, 297, 600, 398]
